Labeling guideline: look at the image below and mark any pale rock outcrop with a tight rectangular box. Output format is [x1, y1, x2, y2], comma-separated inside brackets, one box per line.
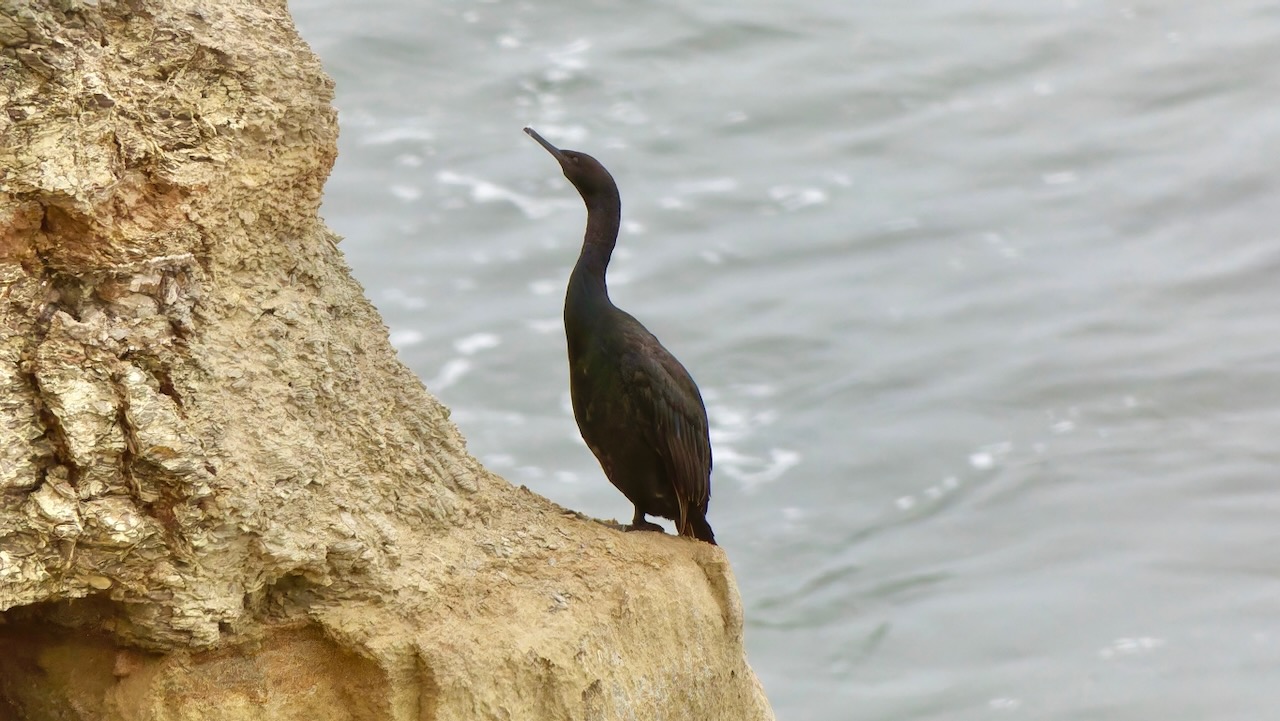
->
[0, 0, 774, 719]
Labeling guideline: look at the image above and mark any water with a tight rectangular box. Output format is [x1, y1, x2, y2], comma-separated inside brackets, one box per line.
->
[291, 1, 1280, 718]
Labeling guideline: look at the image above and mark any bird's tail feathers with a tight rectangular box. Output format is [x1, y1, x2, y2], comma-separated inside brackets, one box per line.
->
[685, 513, 717, 546]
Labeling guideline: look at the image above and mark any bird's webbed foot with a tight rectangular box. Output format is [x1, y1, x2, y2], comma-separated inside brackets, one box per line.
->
[626, 509, 666, 534]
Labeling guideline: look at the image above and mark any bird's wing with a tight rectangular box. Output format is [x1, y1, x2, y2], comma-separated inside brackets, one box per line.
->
[619, 327, 712, 531]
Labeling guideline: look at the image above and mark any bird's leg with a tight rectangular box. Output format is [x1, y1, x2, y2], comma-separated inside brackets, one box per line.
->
[627, 508, 665, 534]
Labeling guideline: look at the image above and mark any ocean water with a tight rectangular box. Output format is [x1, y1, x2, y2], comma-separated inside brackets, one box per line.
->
[291, 1, 1280, 718]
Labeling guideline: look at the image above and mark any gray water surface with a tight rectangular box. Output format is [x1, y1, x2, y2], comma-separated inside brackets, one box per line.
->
[292, 1, 1280, 718]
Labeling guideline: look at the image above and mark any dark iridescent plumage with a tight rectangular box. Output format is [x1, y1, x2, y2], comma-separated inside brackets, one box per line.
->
[525, 127, 715, 545]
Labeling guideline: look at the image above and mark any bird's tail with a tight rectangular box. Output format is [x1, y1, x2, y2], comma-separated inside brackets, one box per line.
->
[685, 513, 717, 546]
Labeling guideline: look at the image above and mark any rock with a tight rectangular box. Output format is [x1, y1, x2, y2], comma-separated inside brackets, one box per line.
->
[0, 1, 775, 719]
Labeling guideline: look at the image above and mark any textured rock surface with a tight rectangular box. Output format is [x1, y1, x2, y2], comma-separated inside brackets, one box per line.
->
[0, 0, 774, 719]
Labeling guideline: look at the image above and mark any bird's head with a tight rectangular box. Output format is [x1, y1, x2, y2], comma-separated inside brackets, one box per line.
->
[525, 127, 618, 202]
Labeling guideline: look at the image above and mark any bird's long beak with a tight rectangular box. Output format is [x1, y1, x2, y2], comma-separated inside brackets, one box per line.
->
[524, 127, 568, 165]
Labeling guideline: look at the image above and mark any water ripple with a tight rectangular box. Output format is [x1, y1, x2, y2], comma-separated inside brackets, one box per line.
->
[427, 358, 471, 391]
[437, 170, 572, 218]
[453, 333, 501, 355]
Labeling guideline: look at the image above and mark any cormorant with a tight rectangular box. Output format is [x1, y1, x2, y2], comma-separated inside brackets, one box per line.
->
[525, 127, 716, 545]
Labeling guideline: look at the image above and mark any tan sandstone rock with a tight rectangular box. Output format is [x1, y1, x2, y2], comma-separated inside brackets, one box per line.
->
[0, 0, 774, 719]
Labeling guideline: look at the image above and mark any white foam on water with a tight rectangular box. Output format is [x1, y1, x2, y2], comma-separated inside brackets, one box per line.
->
[428, 358, 471, 390]
[388, 329, 424, 348]
[708, 405, 747, 444]
[389, 184, 421, 202]
[544, 38, 591, 83]
[899, 475, 961, 512]
[338, 107, 376, 129]
[1098, 636, 1166, 659]
[607, 101, 649, 125]
[381, 288, 427, 310]
[525, 318, 561, 334]
[360, 126, 435, 146]
[981, 231, 1022, 259]
[529, 280, 557, 296]
[437, 170, 571, 219]
[675, 177, 739, 195]
[768, 185, 828, 211]
[453, 333, 501, 355]
[969, 441, 1013, 470]
[718, 447, 801, 492]
[485, 453, 514, 468]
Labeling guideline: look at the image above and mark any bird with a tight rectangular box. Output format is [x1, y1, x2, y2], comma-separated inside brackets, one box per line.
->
[525, 127, 716, 545]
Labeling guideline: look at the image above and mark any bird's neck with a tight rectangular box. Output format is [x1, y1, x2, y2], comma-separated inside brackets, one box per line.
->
[569, 191, 621, 301]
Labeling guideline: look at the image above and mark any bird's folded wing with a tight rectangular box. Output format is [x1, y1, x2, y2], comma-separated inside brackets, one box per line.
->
[622, 347, 713, 526]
